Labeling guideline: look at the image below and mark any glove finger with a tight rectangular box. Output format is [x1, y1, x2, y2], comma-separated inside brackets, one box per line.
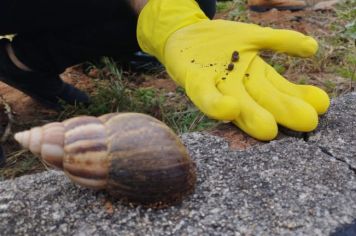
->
[185, 71, 240, 121]
[244, 57, 319, 132]
[264, 61, 330, 115]
[218, 71, 278, 141]
[252, 26, 318, 57]
[232, 99, 278, 141]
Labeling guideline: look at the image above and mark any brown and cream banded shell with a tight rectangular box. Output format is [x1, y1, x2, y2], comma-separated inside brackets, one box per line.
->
[14, 113, 196, 207]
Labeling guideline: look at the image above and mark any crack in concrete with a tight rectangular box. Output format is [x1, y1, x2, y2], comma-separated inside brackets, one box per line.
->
[318, 146, 334, 157]
[285, 128, 356, 176]
[318, 145, 356, 175]
[274, 128, 356, 176]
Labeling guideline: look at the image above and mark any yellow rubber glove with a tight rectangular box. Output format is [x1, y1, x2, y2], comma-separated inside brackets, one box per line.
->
[137, 0, 330, 140]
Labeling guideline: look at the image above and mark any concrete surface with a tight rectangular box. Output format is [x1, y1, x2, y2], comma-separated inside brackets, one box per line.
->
[0, 92, 355, 236]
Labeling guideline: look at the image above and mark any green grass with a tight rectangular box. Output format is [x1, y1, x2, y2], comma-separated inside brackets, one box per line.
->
[216, 0, 248, 21]
[59, 57, 217, 134]
[216, 1, 235, 12]
[0, 149, 44, 180]
[331, 0, 355, 78]
[161, 107, 217, 134]
[258, 0, 356, 97]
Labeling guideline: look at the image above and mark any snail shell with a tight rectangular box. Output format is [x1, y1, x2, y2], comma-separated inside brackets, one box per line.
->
[14, 113, 196, 207]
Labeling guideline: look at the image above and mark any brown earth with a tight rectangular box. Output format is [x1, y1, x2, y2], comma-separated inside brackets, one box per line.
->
[0, 66, 95, 122]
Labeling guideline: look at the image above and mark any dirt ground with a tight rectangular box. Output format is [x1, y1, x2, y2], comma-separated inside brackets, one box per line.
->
[0, 0, 354, 178]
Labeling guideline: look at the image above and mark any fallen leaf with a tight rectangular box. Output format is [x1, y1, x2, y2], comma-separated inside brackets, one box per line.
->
[313, 0, 340, 11]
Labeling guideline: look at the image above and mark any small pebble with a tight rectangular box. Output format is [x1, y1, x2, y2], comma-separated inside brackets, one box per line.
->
[227, 63, 234, 71]
[231, 51, 239, 62]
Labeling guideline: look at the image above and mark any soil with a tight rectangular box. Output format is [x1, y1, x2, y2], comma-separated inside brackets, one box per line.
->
[0, 0, 352, 178]
[0, 66, 94, 122]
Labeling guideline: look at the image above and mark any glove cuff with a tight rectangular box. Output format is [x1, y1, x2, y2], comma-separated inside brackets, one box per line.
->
[137, 0, 208, 63]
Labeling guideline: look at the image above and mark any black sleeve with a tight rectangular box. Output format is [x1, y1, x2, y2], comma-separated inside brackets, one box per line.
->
[196, 0, 217, 19]
[0, 0, 135, 34]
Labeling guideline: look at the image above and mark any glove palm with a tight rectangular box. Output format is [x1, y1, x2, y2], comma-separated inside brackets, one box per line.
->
[138, 0, 330, 140]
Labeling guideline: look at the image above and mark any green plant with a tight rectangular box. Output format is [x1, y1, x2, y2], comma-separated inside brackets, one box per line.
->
[59, 57, 217, 134]
[216, 1, 235, 12]
[272, 63, 287, 74]
[161, 106, 217, 134]
[227, 0, 248, 22]
[297, 75, 310, 85]
[0, 149, 44, 180]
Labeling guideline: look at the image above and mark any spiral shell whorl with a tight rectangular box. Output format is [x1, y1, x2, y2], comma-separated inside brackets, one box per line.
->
[14, 122, 65, 169]
[62, 116, 110, 189]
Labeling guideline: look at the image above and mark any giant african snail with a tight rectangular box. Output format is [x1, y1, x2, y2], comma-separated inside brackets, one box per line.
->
[14, 112, 196, 208]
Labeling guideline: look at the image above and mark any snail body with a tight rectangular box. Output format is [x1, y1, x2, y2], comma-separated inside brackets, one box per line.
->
[15, 113, 196, 207]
